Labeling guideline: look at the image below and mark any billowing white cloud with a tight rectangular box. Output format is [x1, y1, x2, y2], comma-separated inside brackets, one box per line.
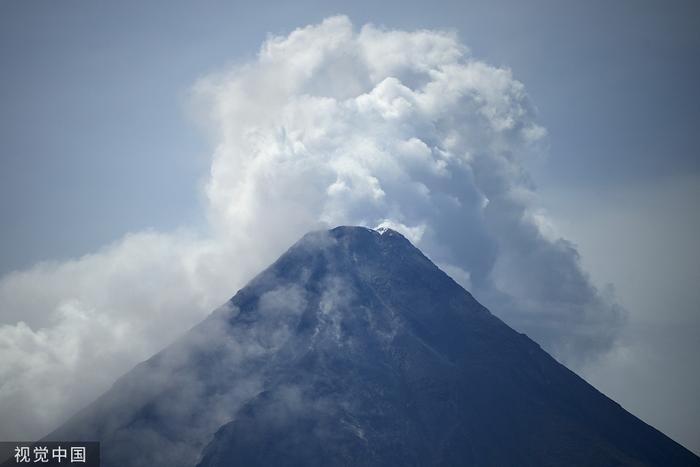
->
[0, 16, 623, 441]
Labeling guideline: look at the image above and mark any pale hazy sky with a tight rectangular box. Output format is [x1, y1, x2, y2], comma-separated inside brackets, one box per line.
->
[1, 0, 698, 454]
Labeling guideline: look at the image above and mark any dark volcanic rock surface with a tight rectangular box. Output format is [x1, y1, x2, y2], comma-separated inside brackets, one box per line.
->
[48, 226, 700, 467]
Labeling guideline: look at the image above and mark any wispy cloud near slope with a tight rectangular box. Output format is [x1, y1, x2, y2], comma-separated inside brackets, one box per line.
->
[0, 16, 623, 440]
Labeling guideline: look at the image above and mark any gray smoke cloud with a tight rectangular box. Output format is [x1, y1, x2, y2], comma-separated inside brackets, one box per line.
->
[0, 16, 623, 441]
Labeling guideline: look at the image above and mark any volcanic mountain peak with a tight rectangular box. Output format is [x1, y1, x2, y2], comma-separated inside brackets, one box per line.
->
[47, 226, 700, 467]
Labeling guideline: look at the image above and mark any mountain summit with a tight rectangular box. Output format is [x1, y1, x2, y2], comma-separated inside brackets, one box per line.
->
[48, 226, 699, 466]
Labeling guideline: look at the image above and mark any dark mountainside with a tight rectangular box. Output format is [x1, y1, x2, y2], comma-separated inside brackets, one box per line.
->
[47, 226, 699, 467]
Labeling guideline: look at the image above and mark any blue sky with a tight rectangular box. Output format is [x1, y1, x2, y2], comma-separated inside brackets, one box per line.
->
[2, 0, 698, 273]
[0, 0, 698, 454]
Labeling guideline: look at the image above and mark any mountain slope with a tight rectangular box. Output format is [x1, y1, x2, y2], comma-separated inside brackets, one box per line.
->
[48, 226, 699, 467]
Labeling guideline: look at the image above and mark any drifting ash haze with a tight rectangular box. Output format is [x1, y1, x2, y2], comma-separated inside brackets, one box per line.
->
[1, 16, 622, 442]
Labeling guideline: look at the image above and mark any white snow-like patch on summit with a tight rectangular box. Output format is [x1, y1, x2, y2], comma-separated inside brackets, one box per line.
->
[374, 221, 425, 244]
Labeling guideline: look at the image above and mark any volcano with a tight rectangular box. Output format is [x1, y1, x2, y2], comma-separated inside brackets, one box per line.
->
[47, 226, 699, 466]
